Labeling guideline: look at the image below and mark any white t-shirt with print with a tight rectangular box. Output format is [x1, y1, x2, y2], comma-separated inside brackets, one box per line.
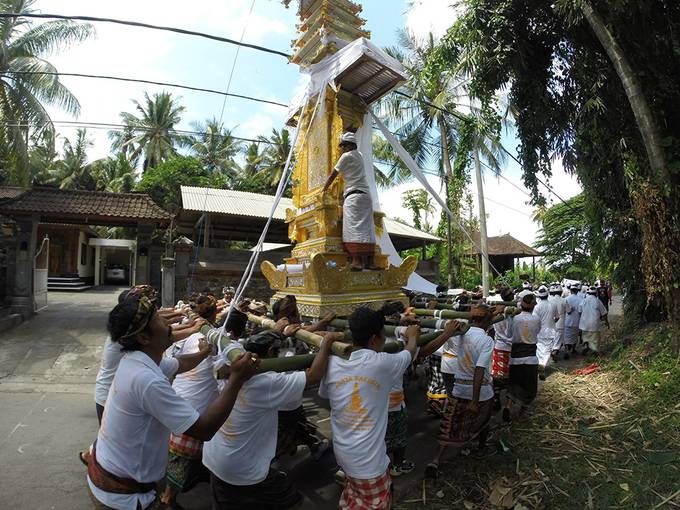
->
[319, 349, 413, 479]
[94, 336, 125, 406]
[168, 333, 226, 414]
[510, 311, 540, 366]
[88, 352, 199, 510]
[335, 150, 369, 194]
[202, 371, 306, 486]
[451, 326, 494, 401]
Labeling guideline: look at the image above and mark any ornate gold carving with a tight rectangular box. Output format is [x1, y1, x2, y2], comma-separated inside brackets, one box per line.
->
[260, 261, 286, 290]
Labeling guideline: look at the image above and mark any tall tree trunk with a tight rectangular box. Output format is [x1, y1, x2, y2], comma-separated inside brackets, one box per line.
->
[581, 1, 678, 323]
[580, 1, 669, 184]
[473, 143, 490, 296]
[439, 118, 454, 289]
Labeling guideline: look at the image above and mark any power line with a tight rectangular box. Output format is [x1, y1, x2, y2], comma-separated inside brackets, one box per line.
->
[0, 71, 288, 108]
[1, 120, 273, 145]
[218, 0, 257, 124]
[0, 12, 291, 58]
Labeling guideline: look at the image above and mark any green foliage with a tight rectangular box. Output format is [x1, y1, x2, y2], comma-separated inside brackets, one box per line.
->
[401, 189, 434, 231]
[0, 0, 94, 185]
[118, 91, 188, 172]
[534, 193, 595, 278]
[136, 156, 228, 214]
[429, 0, 680, 319]
[189, 118, 242, 177]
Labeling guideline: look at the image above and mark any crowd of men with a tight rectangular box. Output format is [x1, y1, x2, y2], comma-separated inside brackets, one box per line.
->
[81, 278, 610, 510]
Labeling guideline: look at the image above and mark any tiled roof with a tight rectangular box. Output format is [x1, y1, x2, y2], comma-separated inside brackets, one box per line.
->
[180, 186, 441, 242]
[467, 232, 540, 257]
[0, 187, 173, 224]
[0, 187, 26, 199]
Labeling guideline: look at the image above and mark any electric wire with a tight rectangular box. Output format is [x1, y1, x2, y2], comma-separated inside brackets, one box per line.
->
[0, 71, 288, 108]
[0, 12, 291, 58]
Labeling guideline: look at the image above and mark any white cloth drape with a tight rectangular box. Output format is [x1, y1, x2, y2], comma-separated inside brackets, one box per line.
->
[356, 113, 438, 295]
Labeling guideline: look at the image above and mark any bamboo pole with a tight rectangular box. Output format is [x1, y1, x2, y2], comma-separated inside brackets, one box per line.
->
[246, 313, 353, 358]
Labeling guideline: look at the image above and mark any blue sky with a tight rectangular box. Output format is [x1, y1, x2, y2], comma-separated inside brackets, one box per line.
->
[43, 0, 581, 245]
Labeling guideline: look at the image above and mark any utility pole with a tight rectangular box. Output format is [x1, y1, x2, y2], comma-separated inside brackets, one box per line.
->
[473, 143, 489, 296]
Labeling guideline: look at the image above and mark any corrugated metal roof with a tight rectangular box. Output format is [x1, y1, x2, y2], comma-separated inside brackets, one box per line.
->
[181, 186, 441, 242]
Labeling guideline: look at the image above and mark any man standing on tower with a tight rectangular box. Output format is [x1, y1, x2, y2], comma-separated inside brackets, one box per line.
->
[323, 132, 378, 271]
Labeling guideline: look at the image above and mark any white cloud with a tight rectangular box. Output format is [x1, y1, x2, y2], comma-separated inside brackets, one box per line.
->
[405, 0, 463, 41]
[236, 112, 276, 140]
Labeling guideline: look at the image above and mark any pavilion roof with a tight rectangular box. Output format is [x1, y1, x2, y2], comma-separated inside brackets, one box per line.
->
[466, 232, 541, 257]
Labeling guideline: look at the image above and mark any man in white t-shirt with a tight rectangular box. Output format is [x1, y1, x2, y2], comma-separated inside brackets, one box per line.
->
[202, 328, 338, 510]
[319, 307, 420, 510]
[161, 297, 249, 508]
[86, 295, 258, 510]
[425, 305, 496, 479]
[504, 293, 541, 422]
[322, 131, 377, 271]
[578, 287, 608, 354]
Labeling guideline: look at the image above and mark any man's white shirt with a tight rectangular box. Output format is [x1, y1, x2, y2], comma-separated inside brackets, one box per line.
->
[94, 336, 125, 407]
[319, 349, 412, 479]
[579, 295, 607, 332]
[452, 326, 494, 401]
[88, 351, 199, 510]
[202, 371, 306, 486]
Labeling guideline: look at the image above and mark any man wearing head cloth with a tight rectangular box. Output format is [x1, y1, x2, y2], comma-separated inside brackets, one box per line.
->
[323, 131, 378, 271]
[85, 295, 258, 509]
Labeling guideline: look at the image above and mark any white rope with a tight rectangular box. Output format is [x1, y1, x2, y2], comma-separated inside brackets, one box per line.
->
[217, 86, 326, 349]
[370, 111, 502, 277]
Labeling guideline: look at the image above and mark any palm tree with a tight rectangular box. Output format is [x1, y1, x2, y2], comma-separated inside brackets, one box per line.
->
[258, 128, 292, 186]
[117, 91, 187, 172]
[238, 142, 263, 179]
[378, 30, 465, 286]
[52, 128, 95, 190]
[28, 128, 59, 185]
[0, 0, 94, 186]
[91, 153, 137, 193]
[189, 118, 242, 177]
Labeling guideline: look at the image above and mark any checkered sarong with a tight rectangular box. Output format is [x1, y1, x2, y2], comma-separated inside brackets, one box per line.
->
[168, 432, 202, 459]
[339, 470, 392, 510]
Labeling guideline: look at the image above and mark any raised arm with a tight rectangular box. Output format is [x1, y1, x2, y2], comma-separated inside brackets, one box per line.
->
[417, 320, 464, 359]
[322, 169, 339, 193]
[304, 333, 339, 384]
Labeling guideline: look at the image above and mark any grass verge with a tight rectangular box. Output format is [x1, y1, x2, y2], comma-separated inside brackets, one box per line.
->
[396, 322, 680, 510]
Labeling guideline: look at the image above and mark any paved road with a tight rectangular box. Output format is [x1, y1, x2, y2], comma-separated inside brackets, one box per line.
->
[0, 288, 438, 509]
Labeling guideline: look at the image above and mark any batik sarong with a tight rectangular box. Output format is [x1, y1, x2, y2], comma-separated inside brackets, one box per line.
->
[491, 349, 511, 381]
[276, 405, 320, 458]
[437, 397, 494, 447]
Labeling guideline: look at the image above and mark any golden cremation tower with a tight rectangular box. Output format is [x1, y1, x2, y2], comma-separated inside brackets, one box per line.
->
[261, 0, 417, 317]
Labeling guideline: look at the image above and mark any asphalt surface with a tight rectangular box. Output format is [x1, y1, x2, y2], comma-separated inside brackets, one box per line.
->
[0, 288, 439, 509]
